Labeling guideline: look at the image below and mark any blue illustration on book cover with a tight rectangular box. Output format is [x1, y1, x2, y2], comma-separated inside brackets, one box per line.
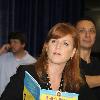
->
[23, 71, 41, 100]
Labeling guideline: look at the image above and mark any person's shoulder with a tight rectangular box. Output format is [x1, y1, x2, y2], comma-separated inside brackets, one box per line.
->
[18, 64, 35, 70]
[24, 51, 37, 63]
[17, 64, 36, 75]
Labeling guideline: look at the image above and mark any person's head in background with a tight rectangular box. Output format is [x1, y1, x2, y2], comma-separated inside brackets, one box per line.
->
[75, 17, 96, 63]
[75, 17, 96, 51]
[35, 22, 84, 92]
[8, 32, 26, 54]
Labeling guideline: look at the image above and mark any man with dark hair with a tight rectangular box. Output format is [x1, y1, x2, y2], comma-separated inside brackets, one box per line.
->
[75, 17, 100, 100]
[8, 32, 26, 44]
[0, 32, 37, 96]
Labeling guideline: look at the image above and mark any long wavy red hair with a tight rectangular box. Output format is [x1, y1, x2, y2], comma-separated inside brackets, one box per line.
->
[35, 22, 84, 92]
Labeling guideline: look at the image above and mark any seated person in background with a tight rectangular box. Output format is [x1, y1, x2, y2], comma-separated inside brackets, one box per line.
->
[0, 32, 37, 96]
[1, 23, 97, 100]
[75, 17, 100, 100]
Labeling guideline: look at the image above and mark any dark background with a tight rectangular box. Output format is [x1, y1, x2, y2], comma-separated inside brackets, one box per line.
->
[85, 0, 100, 58]
[0, 0, 99, 58]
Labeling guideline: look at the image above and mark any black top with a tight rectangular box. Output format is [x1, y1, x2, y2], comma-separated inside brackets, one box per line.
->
[80, 57, 100, 100]
[1, 65, 97, 100]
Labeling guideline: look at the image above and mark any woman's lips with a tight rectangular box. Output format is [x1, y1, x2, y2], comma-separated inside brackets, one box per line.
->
[53, 52, 61, 55]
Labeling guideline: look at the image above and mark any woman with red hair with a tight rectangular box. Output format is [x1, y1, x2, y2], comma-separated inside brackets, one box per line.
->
[1, 23, 97, 100]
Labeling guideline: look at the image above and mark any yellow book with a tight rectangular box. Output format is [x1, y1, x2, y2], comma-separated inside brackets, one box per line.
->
[40, 89, 78, 100]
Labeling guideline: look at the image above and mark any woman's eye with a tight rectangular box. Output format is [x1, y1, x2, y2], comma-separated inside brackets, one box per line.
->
[78, 29, 85, 33]
[51, 39, 56, 43]
[64, 42, 68, 46]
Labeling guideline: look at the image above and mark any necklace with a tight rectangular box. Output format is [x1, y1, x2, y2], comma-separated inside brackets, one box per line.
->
[46, 73, 64, 91]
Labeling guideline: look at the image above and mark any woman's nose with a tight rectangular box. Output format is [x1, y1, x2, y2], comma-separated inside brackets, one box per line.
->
[56, 42, 61, 49]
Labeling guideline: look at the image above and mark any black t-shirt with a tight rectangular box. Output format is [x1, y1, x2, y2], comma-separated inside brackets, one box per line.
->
[80, 57, 100, 100]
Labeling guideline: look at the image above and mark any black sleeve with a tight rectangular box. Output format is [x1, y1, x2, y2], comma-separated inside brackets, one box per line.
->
[0, 66, 25, 100]
[79, 84, 97, 100]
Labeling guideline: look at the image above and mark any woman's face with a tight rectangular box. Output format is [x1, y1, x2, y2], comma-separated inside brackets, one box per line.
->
[46, 34, 76, 65]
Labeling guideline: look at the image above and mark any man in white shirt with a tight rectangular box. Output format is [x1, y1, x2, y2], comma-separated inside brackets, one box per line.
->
[0, 32, 37, 96]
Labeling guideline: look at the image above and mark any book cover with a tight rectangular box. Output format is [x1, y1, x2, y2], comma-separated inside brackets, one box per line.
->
[23, 71, 79, 100]
[23, 71, 41, 100]
[40, 89, 79, 100]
